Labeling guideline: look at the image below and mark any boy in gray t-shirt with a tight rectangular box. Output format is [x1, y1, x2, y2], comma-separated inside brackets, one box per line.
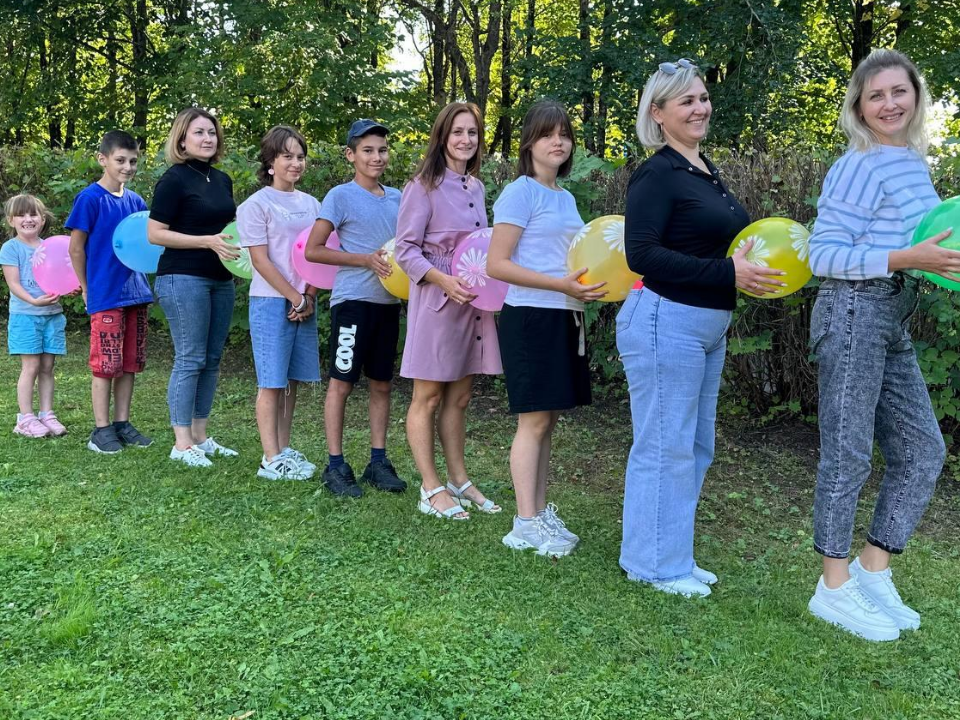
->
[304, 119, 406, 497]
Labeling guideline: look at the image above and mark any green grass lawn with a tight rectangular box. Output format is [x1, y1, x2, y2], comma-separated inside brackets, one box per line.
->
[2, 328, 960, 720]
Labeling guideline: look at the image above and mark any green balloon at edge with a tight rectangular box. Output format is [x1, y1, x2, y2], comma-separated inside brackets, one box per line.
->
[220, 221, 253, 279]
[912, 196, 960, 291]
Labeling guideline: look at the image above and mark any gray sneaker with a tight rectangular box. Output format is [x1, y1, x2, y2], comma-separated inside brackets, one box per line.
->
[502, 516, 576, 557]
[87, 425, 123, 454]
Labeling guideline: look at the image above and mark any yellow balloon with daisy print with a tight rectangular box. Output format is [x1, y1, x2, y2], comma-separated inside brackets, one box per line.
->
[726, 218, 812, 299]
[566, 214, 641, 303]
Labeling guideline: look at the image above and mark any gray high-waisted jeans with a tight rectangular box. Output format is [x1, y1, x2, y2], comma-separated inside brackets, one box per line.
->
[810, 273, 945, 558]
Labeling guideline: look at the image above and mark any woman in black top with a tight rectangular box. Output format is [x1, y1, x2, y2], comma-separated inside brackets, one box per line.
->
[616, 60, 783, 597]
[148, 107, 240, 468]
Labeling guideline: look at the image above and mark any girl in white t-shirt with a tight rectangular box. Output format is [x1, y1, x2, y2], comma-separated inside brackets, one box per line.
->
[488, 101, 607, 557]
[236, 125, 322, 481]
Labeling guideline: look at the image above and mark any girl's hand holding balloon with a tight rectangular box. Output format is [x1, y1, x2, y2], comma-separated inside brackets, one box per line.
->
[560, 267, 608, 302]
[365, 249, 393, 278]
[732, 238, 787, 296]
[894, 228, 960, 282]
[206, 233, 241, 261]
[436, 272, 477, 305]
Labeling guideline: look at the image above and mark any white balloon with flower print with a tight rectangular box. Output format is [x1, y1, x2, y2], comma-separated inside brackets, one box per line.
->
[451, 228, 509, 311]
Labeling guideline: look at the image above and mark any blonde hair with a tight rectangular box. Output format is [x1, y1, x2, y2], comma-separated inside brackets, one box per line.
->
[4, 194, 53, 234]
[164, 108, 225, 164]
[840, 49, 929, 155]
[635, 64, 706, 150]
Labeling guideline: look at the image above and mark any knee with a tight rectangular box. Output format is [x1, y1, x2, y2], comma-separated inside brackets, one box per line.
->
[326, 380, 354, 401]
[413, 391, 443, 415]
[368, 380, 391, 398]
[519, 413, 554, 439]
[447, 390, 471, 412]
[39, 355, 56, 374]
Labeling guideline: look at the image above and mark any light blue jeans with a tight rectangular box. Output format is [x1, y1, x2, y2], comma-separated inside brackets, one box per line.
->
[155, 274, 235, 427]
[616, 287, 732, 582]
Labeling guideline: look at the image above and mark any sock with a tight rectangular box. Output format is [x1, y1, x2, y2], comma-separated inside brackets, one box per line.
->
[113, 420, 130, 428]
[38, 411, 51, 419]
[515, 515, 535, 525]
[17, 413, 26, 422]
[371, 447, 387, 464]
[328, 453, 345, 469]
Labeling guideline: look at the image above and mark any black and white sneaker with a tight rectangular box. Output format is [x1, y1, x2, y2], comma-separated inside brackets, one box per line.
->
[87, 425, 123, 454]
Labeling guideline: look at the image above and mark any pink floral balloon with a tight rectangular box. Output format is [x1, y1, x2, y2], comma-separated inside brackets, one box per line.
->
[32, 235, 80, 295]
[291, 228, 340, 290]
[452, 228, 508, 312]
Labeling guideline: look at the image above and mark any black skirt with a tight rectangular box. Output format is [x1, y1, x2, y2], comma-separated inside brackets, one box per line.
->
[498, 304, 592, 414]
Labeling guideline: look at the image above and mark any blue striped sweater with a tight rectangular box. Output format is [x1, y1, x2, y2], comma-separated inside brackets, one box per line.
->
[808, 145, 940, 280]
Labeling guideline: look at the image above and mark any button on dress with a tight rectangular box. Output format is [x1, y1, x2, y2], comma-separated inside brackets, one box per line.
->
[395, 168, 503, 381]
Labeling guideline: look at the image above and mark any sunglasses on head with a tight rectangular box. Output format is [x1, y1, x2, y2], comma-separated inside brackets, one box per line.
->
[658, 58, 697, 75]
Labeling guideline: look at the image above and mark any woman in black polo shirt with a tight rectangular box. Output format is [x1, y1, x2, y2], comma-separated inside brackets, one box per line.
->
[616, 60, 784, 597]
[148, 108, 240, 468]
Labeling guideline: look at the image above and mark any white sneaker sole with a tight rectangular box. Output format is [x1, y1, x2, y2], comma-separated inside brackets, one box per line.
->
[808, 596, 900, 641]
[501, 532, 575, 557]
[86, 440, 120, 454]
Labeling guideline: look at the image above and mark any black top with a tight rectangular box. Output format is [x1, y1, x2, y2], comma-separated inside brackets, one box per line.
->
[624, 146, 749, 310]
[150, 159, 236, 279]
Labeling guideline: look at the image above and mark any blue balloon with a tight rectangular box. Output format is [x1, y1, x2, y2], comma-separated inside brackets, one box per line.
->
[112, 210, 163, 273]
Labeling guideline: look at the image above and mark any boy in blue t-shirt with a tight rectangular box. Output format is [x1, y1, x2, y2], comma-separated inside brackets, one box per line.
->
[304, 119, 406, 497]
[66, 130, 153, 454]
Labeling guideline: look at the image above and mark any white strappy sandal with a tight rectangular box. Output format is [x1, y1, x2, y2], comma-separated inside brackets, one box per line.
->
[446, 480, 502, 514]
[418, 485, 470, 520]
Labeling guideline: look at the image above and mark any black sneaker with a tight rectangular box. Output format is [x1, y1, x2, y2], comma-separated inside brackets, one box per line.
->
[113, 421, 153, 448]
[361, 458, 407, 492]
[322, 462, 363, 498]
[87, 425, 123, 454]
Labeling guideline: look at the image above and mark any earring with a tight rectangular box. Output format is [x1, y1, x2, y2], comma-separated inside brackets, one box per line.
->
[268, 168, 275, 175]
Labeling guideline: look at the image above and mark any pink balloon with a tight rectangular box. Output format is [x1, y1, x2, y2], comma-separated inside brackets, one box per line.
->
[452, 228, 508, 312]
[32, 235, 80, 296]
[291, 228, 340, 290]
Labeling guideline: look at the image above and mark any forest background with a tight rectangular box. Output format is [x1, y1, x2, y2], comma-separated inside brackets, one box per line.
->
[2, 0, 960, 436]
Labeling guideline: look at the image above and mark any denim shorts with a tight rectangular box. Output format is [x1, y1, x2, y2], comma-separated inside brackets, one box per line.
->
[249, 296, 321, 388]
[8, 313, 67, 355]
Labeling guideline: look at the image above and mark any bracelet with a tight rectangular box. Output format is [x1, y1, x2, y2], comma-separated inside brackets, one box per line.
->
[293, 294, 307, 313]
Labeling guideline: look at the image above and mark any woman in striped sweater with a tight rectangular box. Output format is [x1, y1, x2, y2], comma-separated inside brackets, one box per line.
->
[806, 49, 959, 641]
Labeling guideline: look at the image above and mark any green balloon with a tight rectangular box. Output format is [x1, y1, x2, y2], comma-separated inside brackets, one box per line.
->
[912, 196, 960, 291]
[220, 220, 253, 279]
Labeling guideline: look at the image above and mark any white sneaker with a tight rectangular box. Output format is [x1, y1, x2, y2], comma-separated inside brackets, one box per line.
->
[502, 516, 576, 557]
[849, 557, 920, 630]
[197, 437, 238, 457]
[281, 447, 316, 477]
[692, 563, 718, 585]
[170, 445, 213, 468]
[540, 503, 579, 545]
[808, 576, 900, 641]
[258, 454, 312, 481]
[639, 576, 712, 598]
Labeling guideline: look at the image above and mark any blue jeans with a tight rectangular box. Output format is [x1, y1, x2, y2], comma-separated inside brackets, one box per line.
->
[155, 275, 235, 427]
[616, 288, 731, 581]
[811, 275, 944, 558]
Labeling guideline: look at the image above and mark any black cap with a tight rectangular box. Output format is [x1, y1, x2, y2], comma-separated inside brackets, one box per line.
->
[345, 119, 389, 145]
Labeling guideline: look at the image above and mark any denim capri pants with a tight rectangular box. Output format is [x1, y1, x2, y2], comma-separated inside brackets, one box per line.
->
[249, 296, 321, 389]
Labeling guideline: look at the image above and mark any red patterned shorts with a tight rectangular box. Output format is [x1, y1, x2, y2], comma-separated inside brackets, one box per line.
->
[89, 305, 149, 378]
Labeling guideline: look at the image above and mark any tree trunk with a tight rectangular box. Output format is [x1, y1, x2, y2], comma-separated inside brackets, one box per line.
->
[130, 0, 149, 149]
[579, 0, 595, 153]
[497, 0, 513, 156]
[594, 0, 612, 154]
[851, 0, 873, 67]
[38, 34, 62, 148]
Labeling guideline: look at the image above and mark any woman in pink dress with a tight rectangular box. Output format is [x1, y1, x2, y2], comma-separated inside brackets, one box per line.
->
[396, 102, 503, 520]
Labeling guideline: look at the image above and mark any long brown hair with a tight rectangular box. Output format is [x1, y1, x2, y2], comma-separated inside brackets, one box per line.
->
[516, 100, 576, 179]
[257, 125, 308, 185]
[415, 102, 484, 190]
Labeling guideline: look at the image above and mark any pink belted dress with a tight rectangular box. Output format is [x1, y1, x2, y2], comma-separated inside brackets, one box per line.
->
[395, 167, 503, 382]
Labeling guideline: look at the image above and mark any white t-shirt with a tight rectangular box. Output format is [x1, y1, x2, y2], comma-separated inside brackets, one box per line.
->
[236, 186, 321, 298]
[493, 175, 585, 310]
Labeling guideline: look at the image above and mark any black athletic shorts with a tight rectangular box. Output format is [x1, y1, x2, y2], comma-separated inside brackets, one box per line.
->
[498, 304, 591, 413]
[328, 300, 401, 383]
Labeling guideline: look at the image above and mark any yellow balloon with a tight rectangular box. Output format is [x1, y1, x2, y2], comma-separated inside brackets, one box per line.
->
[379, 238, 409, 300]
[566, 214, 641, 303]
[726, 217, 812, 299]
